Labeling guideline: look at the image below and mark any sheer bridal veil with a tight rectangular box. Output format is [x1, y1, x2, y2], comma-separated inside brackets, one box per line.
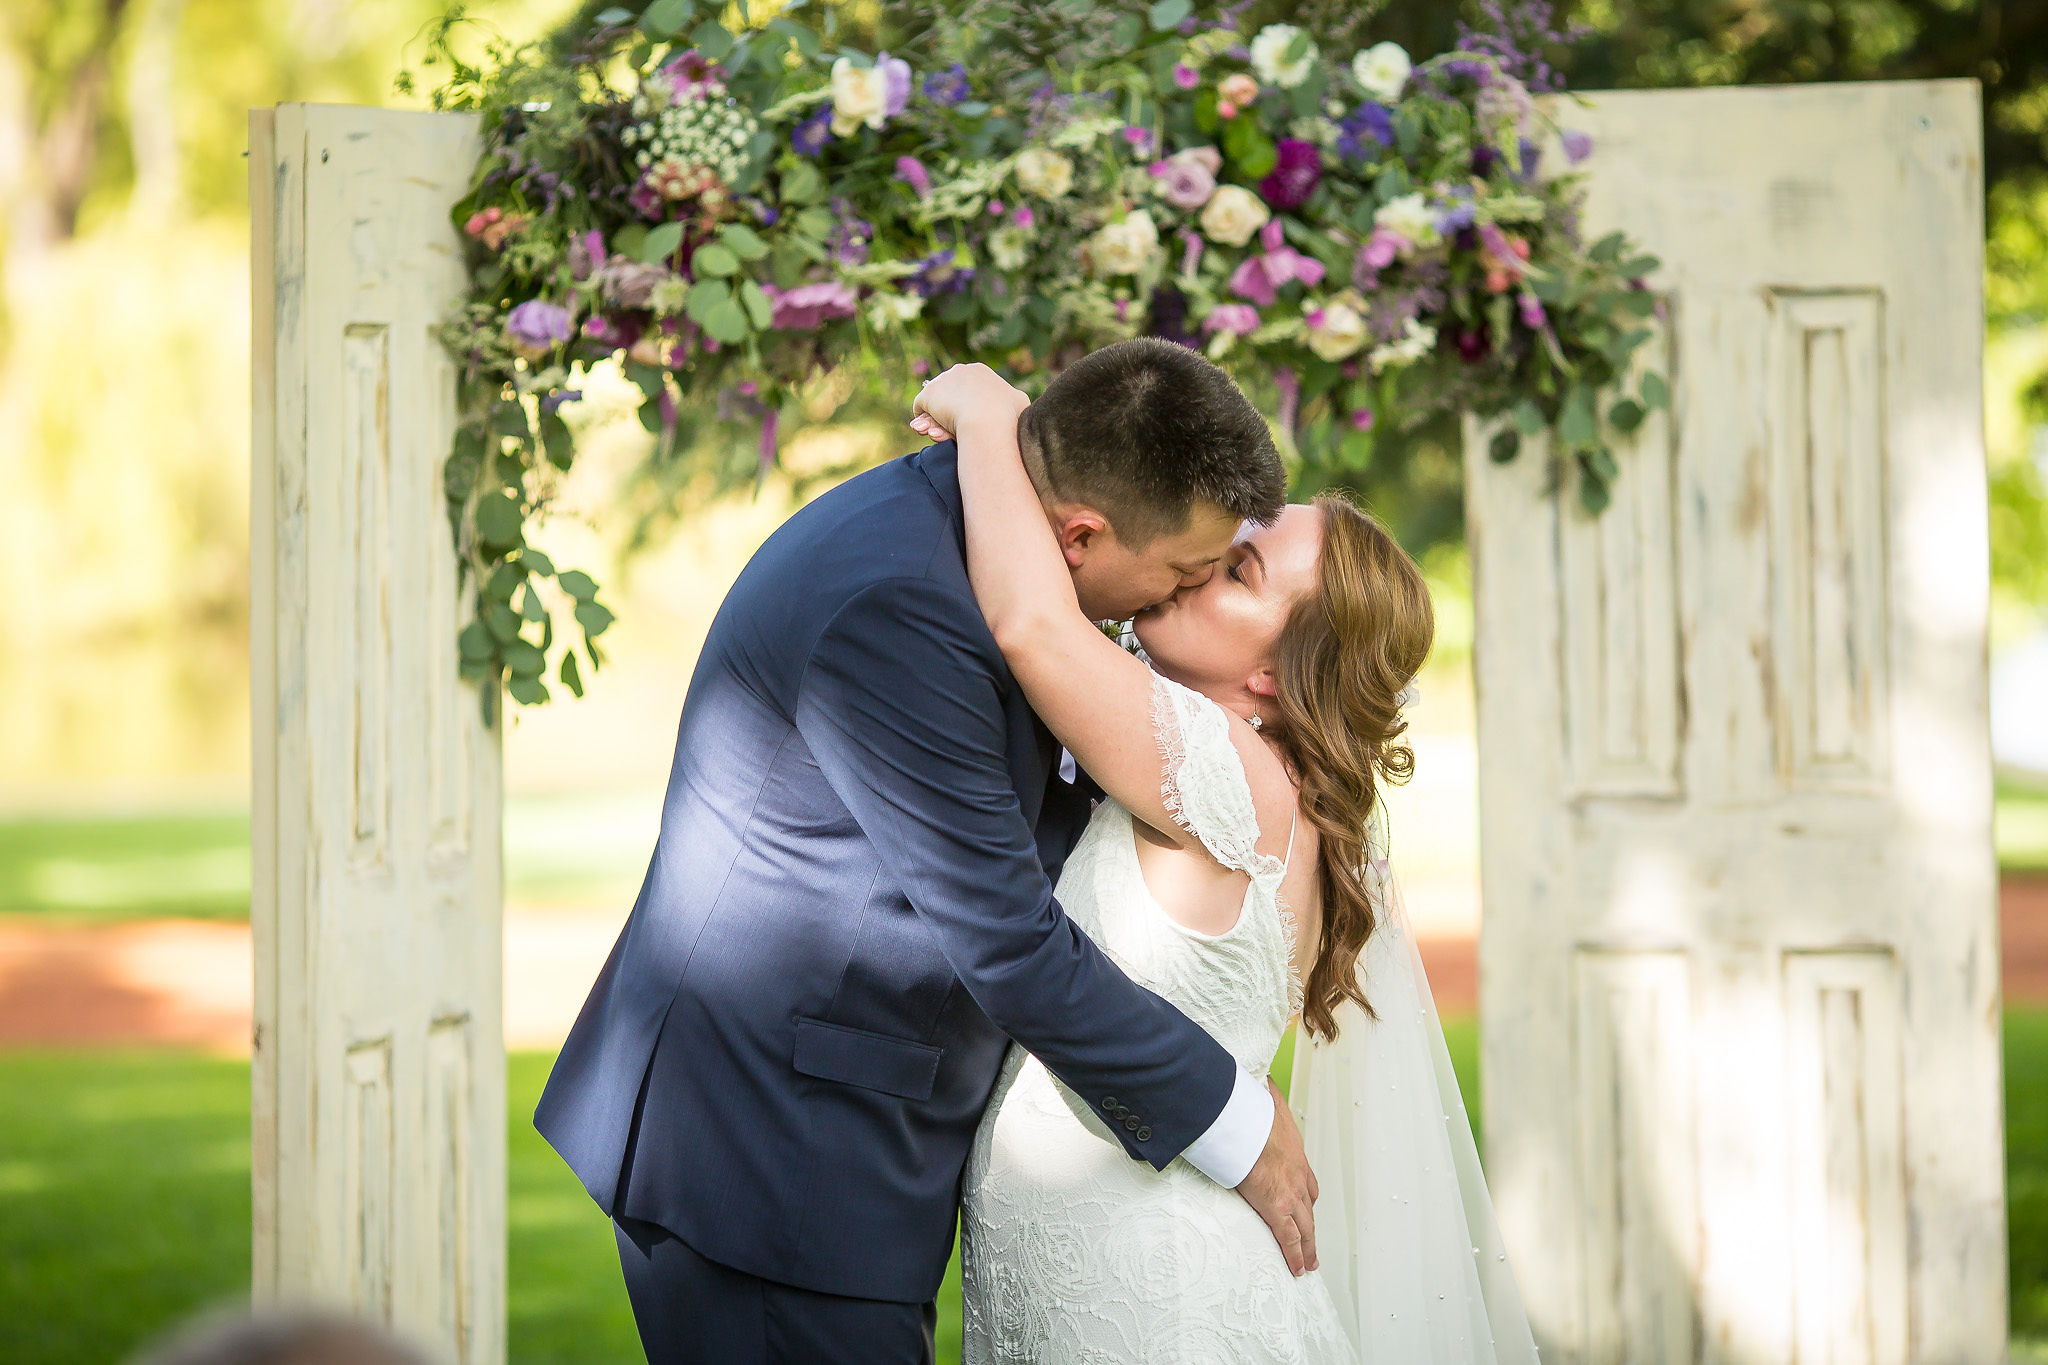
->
[1287, 802, 1542, 1364]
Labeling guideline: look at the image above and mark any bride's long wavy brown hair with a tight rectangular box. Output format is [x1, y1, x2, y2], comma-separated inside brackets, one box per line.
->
[1266, 493, 1434, 1042]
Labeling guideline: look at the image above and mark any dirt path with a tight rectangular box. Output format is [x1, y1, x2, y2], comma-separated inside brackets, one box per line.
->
[3, 876, 2043, 1052]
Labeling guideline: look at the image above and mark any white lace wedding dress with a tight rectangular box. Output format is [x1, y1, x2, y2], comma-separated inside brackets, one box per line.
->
[958, 672, 1358, 1365]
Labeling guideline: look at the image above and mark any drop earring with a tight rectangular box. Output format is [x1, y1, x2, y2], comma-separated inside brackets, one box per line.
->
[1248, 714, 1263, 731]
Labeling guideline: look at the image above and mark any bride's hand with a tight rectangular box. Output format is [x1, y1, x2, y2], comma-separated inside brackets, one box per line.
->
[909, 363, 1029, 445]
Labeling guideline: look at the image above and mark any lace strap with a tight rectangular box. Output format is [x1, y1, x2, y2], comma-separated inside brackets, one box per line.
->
[1149, 671, 1283, 882]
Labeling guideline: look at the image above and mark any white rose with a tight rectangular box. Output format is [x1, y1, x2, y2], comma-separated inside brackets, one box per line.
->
[1014, 147, 1074, 200]
[867, 291, 925, 329]
[830, 57, 890, 135]
[1088, 210, 1160, 277]
[1307, 296, 1368, 361]
[1199, 184, 1271, 247]
[1249, 24, 1318, 90]
[1373, 192, 1441, 251]
[1368, 317, 1437, 373]
[1351, 41, 1413, 102]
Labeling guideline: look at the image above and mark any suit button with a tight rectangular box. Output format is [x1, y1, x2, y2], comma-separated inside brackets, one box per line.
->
[1101, 1097, 1117, 1111]
[1124, 1115, 1140, 1132]
[1136, 1127, 1152, 1142]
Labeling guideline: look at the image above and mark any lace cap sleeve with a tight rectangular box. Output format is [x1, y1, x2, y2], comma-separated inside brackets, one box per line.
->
[1149, 671, 1283, 881]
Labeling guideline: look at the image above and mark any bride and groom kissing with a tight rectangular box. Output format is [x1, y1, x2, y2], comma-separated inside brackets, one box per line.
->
[535, 338, 1537, 1363]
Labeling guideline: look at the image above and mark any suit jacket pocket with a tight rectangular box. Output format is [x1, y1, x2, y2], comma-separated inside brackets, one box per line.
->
[791, 1016, 944, 1102]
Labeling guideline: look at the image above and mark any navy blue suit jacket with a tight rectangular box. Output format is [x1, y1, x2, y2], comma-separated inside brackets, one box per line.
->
[534, 441, 1239, 1304]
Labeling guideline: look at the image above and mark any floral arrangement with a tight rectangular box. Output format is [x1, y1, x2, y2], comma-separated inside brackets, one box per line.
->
[412, 0, 1665, 721]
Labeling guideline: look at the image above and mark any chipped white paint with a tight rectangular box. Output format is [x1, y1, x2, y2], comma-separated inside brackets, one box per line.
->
[1468, 81, 2002, 1364]
[250, 104, 503, 1365]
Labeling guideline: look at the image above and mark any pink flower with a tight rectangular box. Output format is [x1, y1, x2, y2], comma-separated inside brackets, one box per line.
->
[763, 280, 858, 330]
[1226, 220, 1326, 307]
[1011, 205, 1036, 229]
[1351, 408, 1376, 431]
[1518, 292, 1546, 329]
[1218, 72, 1259, 108]
[1173, 62, 1200, 90]
[1122, 125, 1155, 154]
[1362, 228, 1406, 270]
[1149, 150, 1217, 210]
[1216, 99, 1239, 120]
[895, 155, 931, 198]
[1201, 303, 1261, 335]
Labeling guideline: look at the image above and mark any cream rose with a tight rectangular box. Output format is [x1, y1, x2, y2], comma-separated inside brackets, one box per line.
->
[830, 57, 891, 135]
[1199, 184, 1271, 247]
[1351, 42, 1412, 103]
[1250, 24, 1318, 90]
[1089, 210, 1160, 276]
[1306, 293, 1369, 361]
[1373, 192, 1441, 251]
[1014, 147, 1075, 200]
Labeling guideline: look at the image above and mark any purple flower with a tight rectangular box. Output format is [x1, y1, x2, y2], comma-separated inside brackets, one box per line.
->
[1335, 102, 1394, 160]
[1518, 292, 1546, 329]
[506, 299, 574, 352]
[826, 202, 872, 265]
[907, 248, 974, 297]
[1201, 303, 1261, 335]
[792, 104, 833, 157]
[878, 52, 912, 118]
[1257, 138, 1322, 212]
[1436, 197, 1477, 233]
[1225, 220, 1326, 307]
[1561, 129, 1594, 164]
[540, 389, 583, 415]
[895, 155, 931, 197]
[1122, 125, 1155, 154]
[1351, 407, 1376, 431]
[1011, 205, 1036, 229]
[923, 63, 971, 106]
[1517, 137, 1541, 178]
[763, 280, 858, 330]
[568, 228, 607, 281]
[581, 313, 642, 350]
[627, 179, 663, 220]
[1472, 143, 1500, 176]
[1172, 62, 1200, 90]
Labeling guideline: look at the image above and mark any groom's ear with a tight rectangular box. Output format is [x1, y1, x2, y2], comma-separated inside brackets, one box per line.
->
[1052, 506, 1112, 569]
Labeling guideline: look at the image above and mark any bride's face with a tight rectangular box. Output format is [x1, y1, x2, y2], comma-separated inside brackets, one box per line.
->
[1131, 503, 1322, 703]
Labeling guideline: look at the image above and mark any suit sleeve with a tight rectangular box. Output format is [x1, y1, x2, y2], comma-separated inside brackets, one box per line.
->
[795, 576, 1237, 1170]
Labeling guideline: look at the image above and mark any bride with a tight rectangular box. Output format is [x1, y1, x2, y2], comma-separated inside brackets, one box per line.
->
[909, 364, 1540, 1364]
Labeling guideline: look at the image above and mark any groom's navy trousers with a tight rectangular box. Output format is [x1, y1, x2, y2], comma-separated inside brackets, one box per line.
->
[535, 441, 1240, 1360]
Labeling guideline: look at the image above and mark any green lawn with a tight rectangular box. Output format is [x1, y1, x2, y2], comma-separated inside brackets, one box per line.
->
[3, 1015, 2045, 1361]
[4, 782, 2046, 924]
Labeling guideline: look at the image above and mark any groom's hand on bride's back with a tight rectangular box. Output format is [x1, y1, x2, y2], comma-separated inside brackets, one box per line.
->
[1239, 1078, 1319, 1276]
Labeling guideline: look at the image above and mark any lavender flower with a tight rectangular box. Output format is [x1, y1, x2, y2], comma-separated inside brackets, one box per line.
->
[1517, 137, 1542, 178]
[878, 52, 912, 118]
[906, 248, 974, 297]
[1561, 129, 1594, 164]
[923, 63, 970, 106]
[826, 201, 872, 265]
[506, 299, 574, 352]
[792, 104, 833, 157]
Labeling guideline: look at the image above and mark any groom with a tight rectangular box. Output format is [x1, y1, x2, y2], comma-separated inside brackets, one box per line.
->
[536, 337, 1318, 1363]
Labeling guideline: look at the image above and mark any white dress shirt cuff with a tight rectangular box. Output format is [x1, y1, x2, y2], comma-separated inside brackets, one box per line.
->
[1178, 1065, 1273, 1189]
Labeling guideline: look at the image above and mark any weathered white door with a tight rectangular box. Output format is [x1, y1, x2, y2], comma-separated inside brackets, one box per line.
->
[250, 104, 504, 1364]
[1467, 81, 2002, 1364]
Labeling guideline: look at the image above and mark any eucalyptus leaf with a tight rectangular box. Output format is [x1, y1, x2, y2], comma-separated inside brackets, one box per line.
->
[639, 221, 685, 263]
[1115, 12, 1143, 47]
[507, 673, 550, 706]
[1620, 290, 1660, 316]
[576, 600, 618, 638]
[1558, 386, 1597, 448]
[1510, 398, 1546, 436]
[686, 279, 733, 323]
[1588, 231, 1626, 264]
[1620, 254, 1661, 278]
[781, 160, 826, 205]
[560, 649, 585, 699]
[503, 639, 545, 677]
[539, 411, 573, 471]
[518, 583, 547, 623]
[474, 492, 523, 548]
[694, 242, 741, 277]
[693, 19, 734, 60]
[1640, 371, 1671, 411]
[484, 600, 520, 642]
[720, 223, 770, 260]
[1578, 472, 1612, 516]
[518, 548, 555, 576]
[704, 297, 751, 343]
[1608, 398, 1646, 433]
[793, 204, 834, 238]
[1147, 0, 1191, 31]
[740, 279, 774, 330]
[457, 621, 494, 661]
[557, 569, 599, 601]
[641, 0, 692, 36]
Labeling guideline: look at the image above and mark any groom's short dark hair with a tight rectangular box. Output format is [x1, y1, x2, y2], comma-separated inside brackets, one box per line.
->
[1019, 337, 1285, 546]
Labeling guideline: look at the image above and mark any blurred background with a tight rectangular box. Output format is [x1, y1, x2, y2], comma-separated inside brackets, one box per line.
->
[0, 0, 2044, 1361]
